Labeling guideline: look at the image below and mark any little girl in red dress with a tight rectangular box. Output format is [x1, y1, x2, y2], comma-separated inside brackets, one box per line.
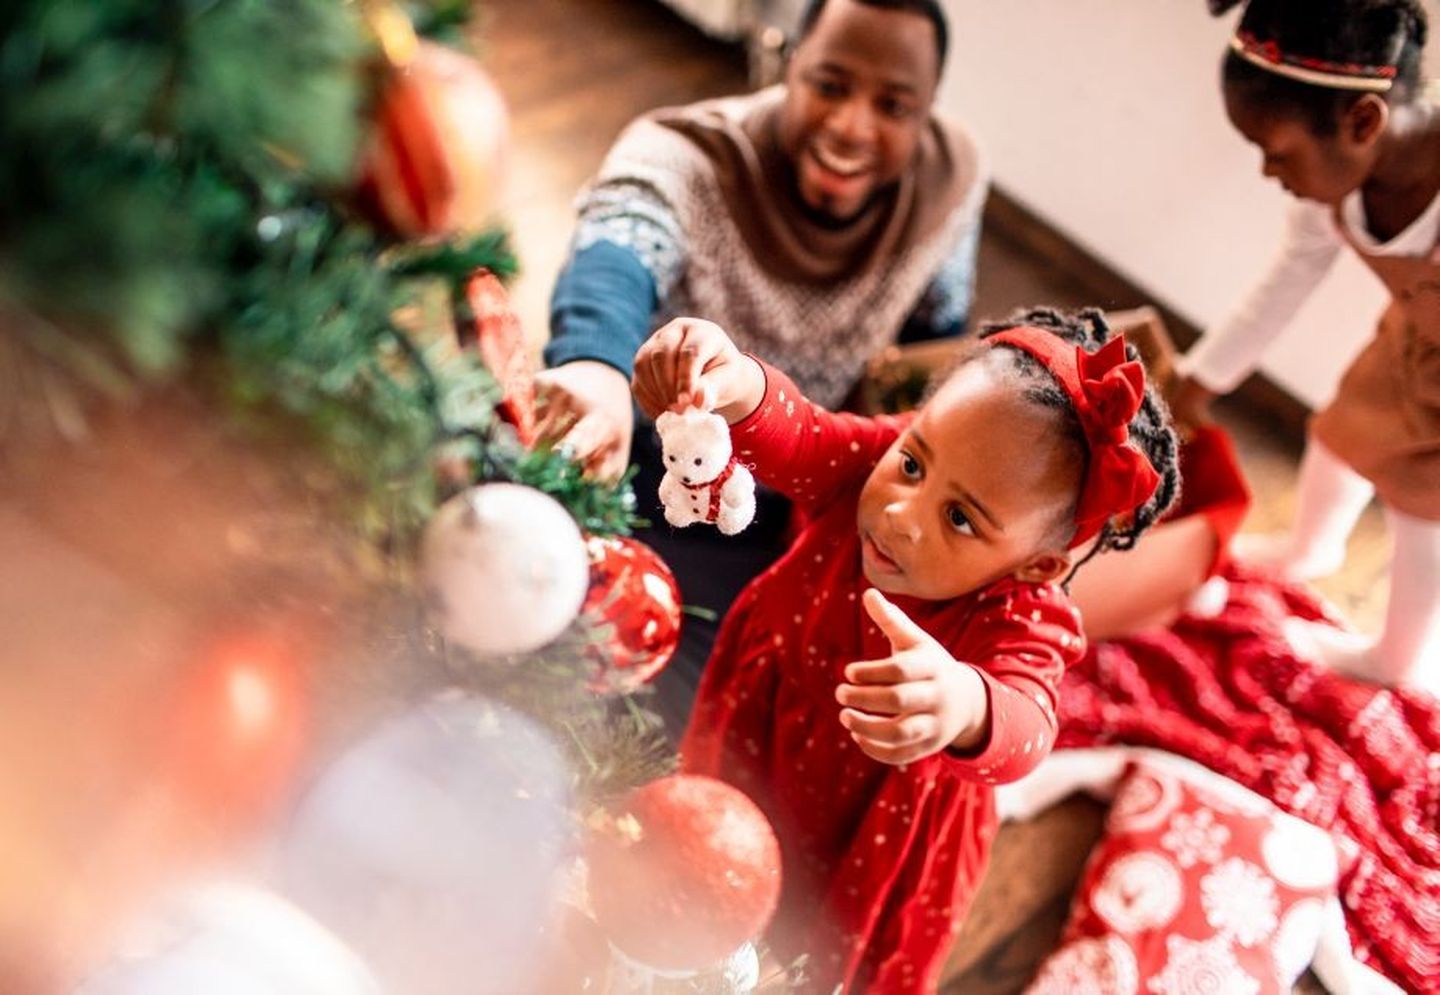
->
[631, 308, 1182, 992]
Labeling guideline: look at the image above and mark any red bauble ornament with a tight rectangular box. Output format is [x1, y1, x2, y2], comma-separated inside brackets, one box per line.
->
[581, 536, 682, 694]
[165, 630, 309, 836]
[464, 269, 536, 446]
[358, 39, 509, 238]
[585, 775, 782, 973]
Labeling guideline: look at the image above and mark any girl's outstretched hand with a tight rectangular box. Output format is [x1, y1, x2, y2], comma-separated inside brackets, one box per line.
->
[836, 589, 991, 765]
[632, 318, 765, 424]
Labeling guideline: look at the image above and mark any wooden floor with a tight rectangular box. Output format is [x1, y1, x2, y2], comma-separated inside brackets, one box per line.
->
[484, 2, 1386, 990]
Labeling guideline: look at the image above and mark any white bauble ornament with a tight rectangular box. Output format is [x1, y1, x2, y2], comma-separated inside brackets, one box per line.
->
[421, 483, 589, 656]
[75, 882, 379, 995]
[279, 694, 572, 995]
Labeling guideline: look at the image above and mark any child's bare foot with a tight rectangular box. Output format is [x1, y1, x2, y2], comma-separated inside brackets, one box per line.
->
[1281, 618, 1374, 675]
[1281, 618, 1438, 694]
[1233, 532, 1346, 582]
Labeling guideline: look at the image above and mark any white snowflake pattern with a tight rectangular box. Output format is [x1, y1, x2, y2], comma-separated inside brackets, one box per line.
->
[1201, 858, 1279, 946]
[1161, 807, 1231, 868]
[1092, 852, 1183, 934]
[1108, 767, 1181, 834]
[1026, 935, 1139, 995]
[1147, 934, 1260, 995]
[1261, 820, 1338, 891]
[1272, 899, 1326, 984]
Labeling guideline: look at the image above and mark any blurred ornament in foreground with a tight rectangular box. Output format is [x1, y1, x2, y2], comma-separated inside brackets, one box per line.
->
[581, 535, 682, 694]
[279, 694, 572, 995]
[535, 899, 761, 995]
[586, 775, 781, 974]
[602, 939, 760, 994]
[165, 629, 309, 839]
[357, 35, 510, 238]
[75, 882, 378, 995]
[421, 483, 589, 656]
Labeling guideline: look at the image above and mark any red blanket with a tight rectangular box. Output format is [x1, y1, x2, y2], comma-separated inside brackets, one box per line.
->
[1059, 567, 1440, 991]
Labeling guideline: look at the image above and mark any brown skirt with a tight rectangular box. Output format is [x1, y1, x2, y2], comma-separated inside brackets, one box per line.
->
[1312, 301, 1440, 521]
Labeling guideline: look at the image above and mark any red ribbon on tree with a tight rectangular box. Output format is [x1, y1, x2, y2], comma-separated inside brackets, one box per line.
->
[463, 269, 537, 446]
[988, 329, 1162, 547]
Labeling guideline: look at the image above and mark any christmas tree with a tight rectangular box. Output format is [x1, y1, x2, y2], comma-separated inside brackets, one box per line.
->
[1, 2, 794, 992]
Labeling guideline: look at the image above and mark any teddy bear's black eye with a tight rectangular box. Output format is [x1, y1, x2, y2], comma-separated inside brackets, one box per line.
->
[693, 457, 702, 466]
[668, 455, 676, 462]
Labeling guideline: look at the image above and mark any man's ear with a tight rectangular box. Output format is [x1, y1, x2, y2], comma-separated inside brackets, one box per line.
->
[1013, 550, 1072, 585]
[1344, 93, 1389, 147]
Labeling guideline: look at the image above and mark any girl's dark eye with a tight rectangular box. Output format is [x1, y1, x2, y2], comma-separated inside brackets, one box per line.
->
[693, 457, 702, 466]
[946, 505, 975, 536]
[899, 452, 920, 479]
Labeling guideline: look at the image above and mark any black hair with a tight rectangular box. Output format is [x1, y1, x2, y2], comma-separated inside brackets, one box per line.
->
[953, 308, 1182, 568]
[795, 0, 949, 75]
[1212, 0, 1430, 134]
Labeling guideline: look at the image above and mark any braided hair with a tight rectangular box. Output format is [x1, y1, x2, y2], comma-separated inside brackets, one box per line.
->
[1211, 0, 1430, 133]
[949, 308, 1183, 569]
[795, 0, 949, 73]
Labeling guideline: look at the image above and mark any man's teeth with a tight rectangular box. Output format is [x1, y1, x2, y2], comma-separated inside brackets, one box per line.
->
[814, 147, 867, 176]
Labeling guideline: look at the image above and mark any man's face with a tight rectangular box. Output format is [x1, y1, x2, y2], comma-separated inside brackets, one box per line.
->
[778, 0, 941, 222]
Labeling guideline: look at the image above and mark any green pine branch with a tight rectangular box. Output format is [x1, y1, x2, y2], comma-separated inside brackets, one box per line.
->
[0, 0, 635, 547]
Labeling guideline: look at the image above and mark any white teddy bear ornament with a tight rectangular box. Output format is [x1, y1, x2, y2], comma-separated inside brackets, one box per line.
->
[655, 408, 755, 536]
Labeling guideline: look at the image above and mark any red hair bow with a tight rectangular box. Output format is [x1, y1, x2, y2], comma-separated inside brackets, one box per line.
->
[989, 328, 1162, 547]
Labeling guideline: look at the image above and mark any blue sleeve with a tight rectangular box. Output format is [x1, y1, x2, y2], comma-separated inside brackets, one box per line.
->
[544, 240, 658, 378]
[544, 177, 687, 378]
[898, 219, 981, 344]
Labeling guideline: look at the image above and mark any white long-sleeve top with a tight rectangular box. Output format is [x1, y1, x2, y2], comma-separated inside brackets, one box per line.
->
[1178, 189, 1440, 393]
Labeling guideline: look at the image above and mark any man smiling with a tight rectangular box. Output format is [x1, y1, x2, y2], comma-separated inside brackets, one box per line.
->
[538, 0, 986, 480]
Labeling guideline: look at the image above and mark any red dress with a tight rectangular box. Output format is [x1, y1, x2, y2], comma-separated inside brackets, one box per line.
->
[679, 362, 1086, 992]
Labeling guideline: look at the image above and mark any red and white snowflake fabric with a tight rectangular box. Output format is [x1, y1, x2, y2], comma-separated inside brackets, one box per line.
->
[1025, 759, 1339, 995]
[1054, 564, 1440, 992]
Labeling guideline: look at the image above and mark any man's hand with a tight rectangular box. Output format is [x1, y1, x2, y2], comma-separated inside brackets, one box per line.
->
[534, 360, 635, 481]
[836, 589, 990, 765]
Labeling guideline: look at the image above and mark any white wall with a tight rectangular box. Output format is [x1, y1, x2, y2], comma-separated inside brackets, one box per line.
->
[939, 0, 1440, 409]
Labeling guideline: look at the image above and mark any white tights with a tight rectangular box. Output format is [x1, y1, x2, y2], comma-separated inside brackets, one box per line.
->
[1272, 440, 1440, 691]
[1238, 438, 1374, 581]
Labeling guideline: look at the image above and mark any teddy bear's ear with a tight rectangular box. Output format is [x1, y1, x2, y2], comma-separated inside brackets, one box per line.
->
[697, 413, 727, 443]
[655, 410, 677, 434]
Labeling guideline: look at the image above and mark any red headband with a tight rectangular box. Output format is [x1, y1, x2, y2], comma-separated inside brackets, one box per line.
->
[1231, 30, 1397, 92]
[988, 328, 1162, 548]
